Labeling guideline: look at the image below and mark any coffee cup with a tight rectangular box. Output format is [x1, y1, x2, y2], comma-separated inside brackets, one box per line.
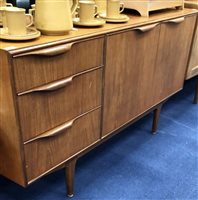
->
[0, 0, 13, 7]
[106, 0, 124, 18]
[95, 0, 106, 14]
[79, 1, 98, 23]
[1, 7, 33, 35]
[0, 0, 13, 24]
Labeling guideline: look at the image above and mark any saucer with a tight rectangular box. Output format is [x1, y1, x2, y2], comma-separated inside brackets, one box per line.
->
[0, 27, 41, 41]
[99, 13, 129, 23]
[73, 18, 105, 27]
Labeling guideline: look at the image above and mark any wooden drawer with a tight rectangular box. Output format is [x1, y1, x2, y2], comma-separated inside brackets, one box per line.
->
[12, 37, 104, 93]
[24, 108, 101, 182]
[17, 68, 102, 142]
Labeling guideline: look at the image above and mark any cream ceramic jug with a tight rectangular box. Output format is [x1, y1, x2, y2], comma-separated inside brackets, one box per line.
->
[35, 0, 78, 35]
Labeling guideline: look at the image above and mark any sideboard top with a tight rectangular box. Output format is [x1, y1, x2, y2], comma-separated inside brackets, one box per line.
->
[0, 8, 197, 52]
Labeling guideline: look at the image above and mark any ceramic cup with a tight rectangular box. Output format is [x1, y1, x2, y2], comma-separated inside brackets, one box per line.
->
[1, 7, 33, 35]
[106, 0, 124, 18]
[79, 1, 98, 23]
[0, 0, 12, 7]
[0, 0, 12, 25]
[95, 0, 106, 14]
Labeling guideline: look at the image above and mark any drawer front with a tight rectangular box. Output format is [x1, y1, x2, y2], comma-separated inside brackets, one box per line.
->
[18, 68, 102, 142]
[24, 108, 101, 182]
[12, 37, 104, 93]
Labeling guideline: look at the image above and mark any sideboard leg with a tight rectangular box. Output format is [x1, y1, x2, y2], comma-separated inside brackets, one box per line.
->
[152, 105, 162, 134]
[193, 80, 198, 104]
[65, 158, 77, 198]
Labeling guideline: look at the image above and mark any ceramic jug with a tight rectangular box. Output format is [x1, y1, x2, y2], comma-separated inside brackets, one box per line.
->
[35, 0, 78, 35]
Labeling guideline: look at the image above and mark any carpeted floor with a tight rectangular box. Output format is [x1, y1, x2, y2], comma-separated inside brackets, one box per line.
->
[0, 77, 197, 200]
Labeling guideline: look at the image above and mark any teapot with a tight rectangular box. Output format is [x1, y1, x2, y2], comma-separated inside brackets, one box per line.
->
[34, 0, 78, 35]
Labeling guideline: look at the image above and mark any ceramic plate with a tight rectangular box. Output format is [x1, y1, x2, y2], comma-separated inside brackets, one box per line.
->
[99, 13, 129, 20]
[73, 18, 106, 27]
[0, 27, 41, 41]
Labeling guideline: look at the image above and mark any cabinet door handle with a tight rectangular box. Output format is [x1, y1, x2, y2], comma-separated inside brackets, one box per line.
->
[15, 43, 74, 57]
[165, 17, 185, 24]
[18, 76, 73, 95]
[133, 23, 159, 32]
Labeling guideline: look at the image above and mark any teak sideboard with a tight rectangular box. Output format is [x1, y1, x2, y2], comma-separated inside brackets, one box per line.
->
[0, 8, 197, 197]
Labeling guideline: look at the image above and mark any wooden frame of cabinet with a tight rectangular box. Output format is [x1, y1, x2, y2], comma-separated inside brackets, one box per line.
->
[184, 1, 198, 104]
[0, 9, 197, 197]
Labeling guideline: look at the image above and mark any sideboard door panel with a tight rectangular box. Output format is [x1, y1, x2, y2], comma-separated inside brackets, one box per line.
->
[102, 26, 160, 136]
[153, 15, 197, 101]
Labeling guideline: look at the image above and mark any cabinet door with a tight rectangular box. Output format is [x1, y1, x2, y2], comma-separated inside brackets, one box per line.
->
[102, 24, 160, 136]
[153, 15, 197, 101]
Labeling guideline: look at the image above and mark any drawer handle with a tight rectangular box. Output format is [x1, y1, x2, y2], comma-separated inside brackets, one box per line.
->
[165, 17, 185, 24]
[18, 76, 73, 95]
[133, 23, 159, 32]
[15, 43, 74, 57]
[24, 119, 74, 144]
[24, 106, 100, 144]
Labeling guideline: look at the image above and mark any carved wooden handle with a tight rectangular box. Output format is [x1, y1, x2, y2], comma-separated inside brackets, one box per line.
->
[133, 23, 159, 32]
[24, 106, 101, 144]
[18, 76, 73, 96]
[165, 17, 185, 24]
[15, 43, 74, 57]
[24, 120, 74, 144]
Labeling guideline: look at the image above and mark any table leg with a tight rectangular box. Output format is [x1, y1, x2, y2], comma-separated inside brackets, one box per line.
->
[193, 80, 198, 104]
[65, 158, 77, 198]
[152, 104, 162, 134]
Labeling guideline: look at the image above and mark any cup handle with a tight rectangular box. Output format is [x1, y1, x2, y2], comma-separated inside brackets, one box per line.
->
[74, 5, 80, 18]
[94, 5, 98, 17]
[29, 8, 35, 15]
[25, 14, 33, 27]
[119, 2, 124, 13]
[6, 3, 13, 7]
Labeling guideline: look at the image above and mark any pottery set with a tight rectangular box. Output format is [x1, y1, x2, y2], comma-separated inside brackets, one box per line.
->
[98, 0, 129, 23]
[0, 5, 41, 40]
[73, 0, 129, 27]
[73, 0, 105, 27]
[0, 0, 129, 40]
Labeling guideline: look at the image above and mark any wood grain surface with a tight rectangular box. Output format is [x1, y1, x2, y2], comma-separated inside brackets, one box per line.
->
[24, 108, 101, 181]
[0, 50, 26, 186]
[12, 37, 104, 93]
[17, 68, 102, 141]
[153, 15, 196, 100]
[102, 24, 161, 136]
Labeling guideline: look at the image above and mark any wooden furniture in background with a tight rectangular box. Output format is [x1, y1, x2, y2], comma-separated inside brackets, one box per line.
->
[124, 0, 184, 17]
[185, 1, 198, 104]
[0, 8, 197, 197]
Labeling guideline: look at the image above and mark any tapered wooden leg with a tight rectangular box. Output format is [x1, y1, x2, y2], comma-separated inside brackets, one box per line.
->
[193, 80, 198, 104]
[65, 158, 77, 198]
[152, 105, 162, 134]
